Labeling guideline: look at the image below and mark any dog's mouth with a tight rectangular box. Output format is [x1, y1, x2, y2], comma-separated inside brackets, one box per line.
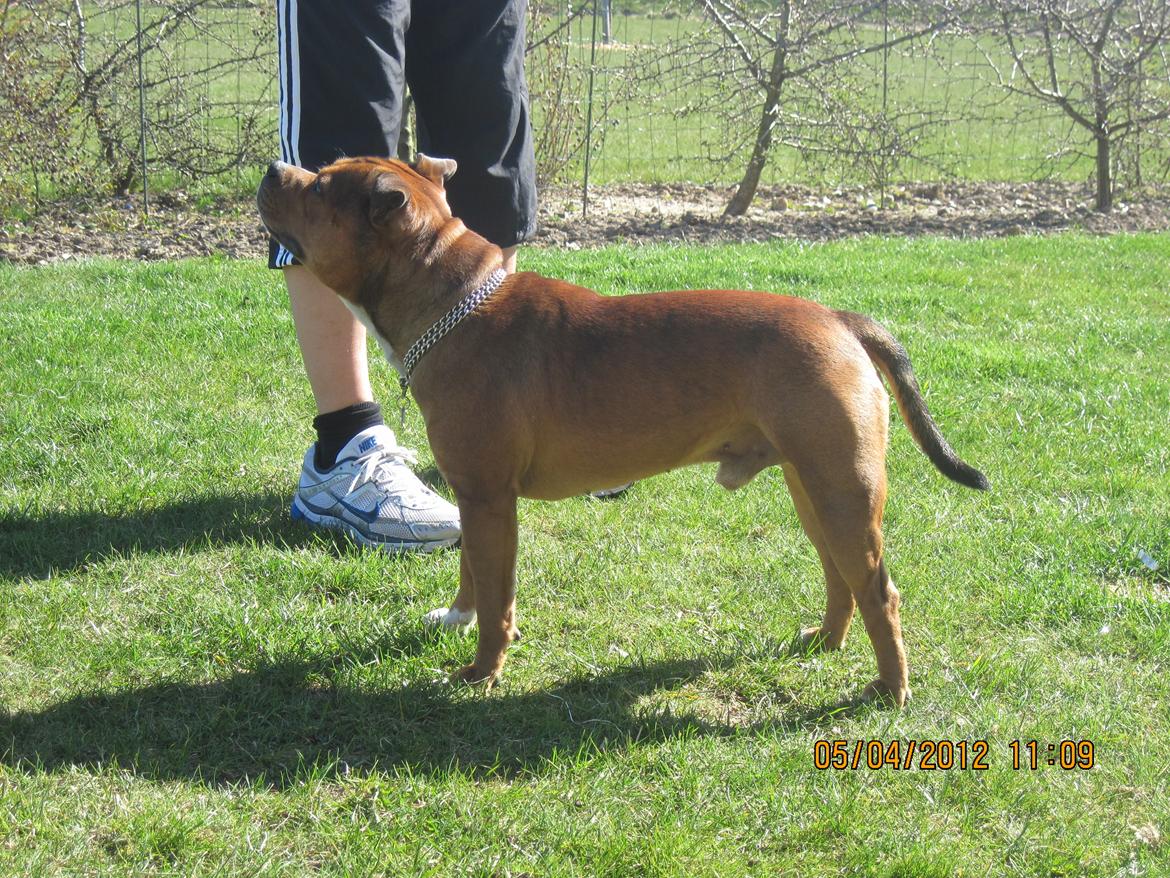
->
[267, 228, 304, 261]
[256, 184, 305, 261]
[257, 211, 305, 260]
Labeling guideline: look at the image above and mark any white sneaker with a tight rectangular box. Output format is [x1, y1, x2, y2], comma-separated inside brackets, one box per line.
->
[291, 425, 461, 553]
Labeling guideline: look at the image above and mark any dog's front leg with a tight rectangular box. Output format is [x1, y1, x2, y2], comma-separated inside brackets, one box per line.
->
[451, 495, 520, 686]
[423, 551, 478, 632]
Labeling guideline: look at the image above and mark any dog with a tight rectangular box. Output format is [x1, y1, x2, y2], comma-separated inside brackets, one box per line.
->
[257, 154, 988, 707]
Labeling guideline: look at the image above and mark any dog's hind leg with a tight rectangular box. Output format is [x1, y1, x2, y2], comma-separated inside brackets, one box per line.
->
[786, 455, 909, 707]
[781, 463, 855, 652]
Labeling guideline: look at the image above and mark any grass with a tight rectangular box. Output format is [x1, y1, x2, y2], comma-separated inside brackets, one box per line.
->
[1, 234, 1169, 876]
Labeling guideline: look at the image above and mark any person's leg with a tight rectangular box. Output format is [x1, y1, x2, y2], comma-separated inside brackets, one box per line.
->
[286, 264, 389, 473]
[285, 265, 373, 415]
[283, 259, 461, 552]
[274, 0, 405, 427]
[274, 0, 459, 551]
[407, 1, 632, 501]
[406, 0, 538, 252]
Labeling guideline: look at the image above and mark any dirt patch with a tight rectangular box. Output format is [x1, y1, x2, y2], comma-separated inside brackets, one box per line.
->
[537, 180, 1170, 247]
[2, 180, 1168, 266]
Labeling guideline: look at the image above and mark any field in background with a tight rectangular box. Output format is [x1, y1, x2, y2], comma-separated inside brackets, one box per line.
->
[7, 0, 1160, 211]
[558, 12, 1089, 186]
[2, 235, 1168, 875]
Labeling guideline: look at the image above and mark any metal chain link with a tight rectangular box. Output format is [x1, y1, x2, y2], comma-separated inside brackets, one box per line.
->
[400, 267, 508, 388]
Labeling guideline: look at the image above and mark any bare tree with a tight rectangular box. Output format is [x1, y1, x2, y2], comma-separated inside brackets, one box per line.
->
[1, 1, 274, 203]
[985, 0, 1170, 211]
[0, 1, 78, 209]
[675, 0, 958, 215]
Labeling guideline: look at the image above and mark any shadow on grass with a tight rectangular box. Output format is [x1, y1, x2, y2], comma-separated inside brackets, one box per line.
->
[1, 489, 862, 785]
[1, 632, 858, 787]
[0, 490, 380, 579]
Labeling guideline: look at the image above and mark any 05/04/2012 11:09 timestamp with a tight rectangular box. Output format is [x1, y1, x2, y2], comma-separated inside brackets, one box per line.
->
[812, 739, 1097, 771]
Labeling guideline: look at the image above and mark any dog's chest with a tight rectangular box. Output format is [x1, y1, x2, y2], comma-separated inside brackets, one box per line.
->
[341, 300, 403, 375]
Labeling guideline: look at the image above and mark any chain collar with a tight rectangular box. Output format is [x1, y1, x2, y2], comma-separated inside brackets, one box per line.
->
[399, 267, 507, 390]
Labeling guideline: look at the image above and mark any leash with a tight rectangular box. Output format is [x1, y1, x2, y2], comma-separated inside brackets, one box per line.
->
[396, 266, 508, 428]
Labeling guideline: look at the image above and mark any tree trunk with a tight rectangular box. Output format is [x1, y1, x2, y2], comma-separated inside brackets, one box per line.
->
[724, 125, 775, 217]
[1094, 129, 1112, 212]
[397, 93, 416, 162]
[724, 0, 790, 217]
[1090, 49, 1112, 213]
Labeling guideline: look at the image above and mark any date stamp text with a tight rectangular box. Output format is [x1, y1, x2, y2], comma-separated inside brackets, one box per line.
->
[812, 739, 1096, 771]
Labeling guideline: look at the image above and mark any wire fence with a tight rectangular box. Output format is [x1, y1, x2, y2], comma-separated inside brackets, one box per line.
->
[2, 0, 1168, 215]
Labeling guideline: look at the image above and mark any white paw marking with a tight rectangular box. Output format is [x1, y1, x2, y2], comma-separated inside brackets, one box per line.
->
[423, 607, 477, 633]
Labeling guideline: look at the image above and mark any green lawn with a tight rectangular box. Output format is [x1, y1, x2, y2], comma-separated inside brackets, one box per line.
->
[1, 235, 1168, 876]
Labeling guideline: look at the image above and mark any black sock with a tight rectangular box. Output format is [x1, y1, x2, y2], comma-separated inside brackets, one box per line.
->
[312, 401, 384, 470]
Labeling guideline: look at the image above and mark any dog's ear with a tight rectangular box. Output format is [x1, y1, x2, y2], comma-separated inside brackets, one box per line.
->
[412, 153, 458, 188]
[370, 173, 409, 226]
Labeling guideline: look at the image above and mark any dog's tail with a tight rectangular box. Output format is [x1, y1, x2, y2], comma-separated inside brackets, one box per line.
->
[836, 310, 989, 491]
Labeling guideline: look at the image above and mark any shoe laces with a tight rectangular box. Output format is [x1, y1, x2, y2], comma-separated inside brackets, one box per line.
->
[353, 443, 433, 503]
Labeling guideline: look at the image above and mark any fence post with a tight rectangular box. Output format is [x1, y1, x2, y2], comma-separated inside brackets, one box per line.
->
[582, 0, 600, 218]
[135, 0, 149, 217]
[880, 0, 889, 208]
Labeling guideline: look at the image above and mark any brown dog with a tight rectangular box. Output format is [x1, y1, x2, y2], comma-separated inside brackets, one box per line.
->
[258, 155, 988, 707]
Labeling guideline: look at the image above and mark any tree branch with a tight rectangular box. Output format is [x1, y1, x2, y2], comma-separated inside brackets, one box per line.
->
[699, 0, 765, 85]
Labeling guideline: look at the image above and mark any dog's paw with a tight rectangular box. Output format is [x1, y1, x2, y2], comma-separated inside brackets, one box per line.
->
[450, 663, 499, 688]
[422, 606, 477, 634]
[858, 678, 910, 709]
[793, 626, 843, 654]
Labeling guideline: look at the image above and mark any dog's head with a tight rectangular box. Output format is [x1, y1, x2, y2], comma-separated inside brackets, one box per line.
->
[256, 154, 459, 297]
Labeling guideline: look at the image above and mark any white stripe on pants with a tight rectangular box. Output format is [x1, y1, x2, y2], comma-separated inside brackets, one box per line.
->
[275, 0, 301, 267]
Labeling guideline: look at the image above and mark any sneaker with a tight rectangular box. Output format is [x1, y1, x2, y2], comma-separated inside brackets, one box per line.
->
[291, 425, 461, 553]
[590, 482, 633, 499]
